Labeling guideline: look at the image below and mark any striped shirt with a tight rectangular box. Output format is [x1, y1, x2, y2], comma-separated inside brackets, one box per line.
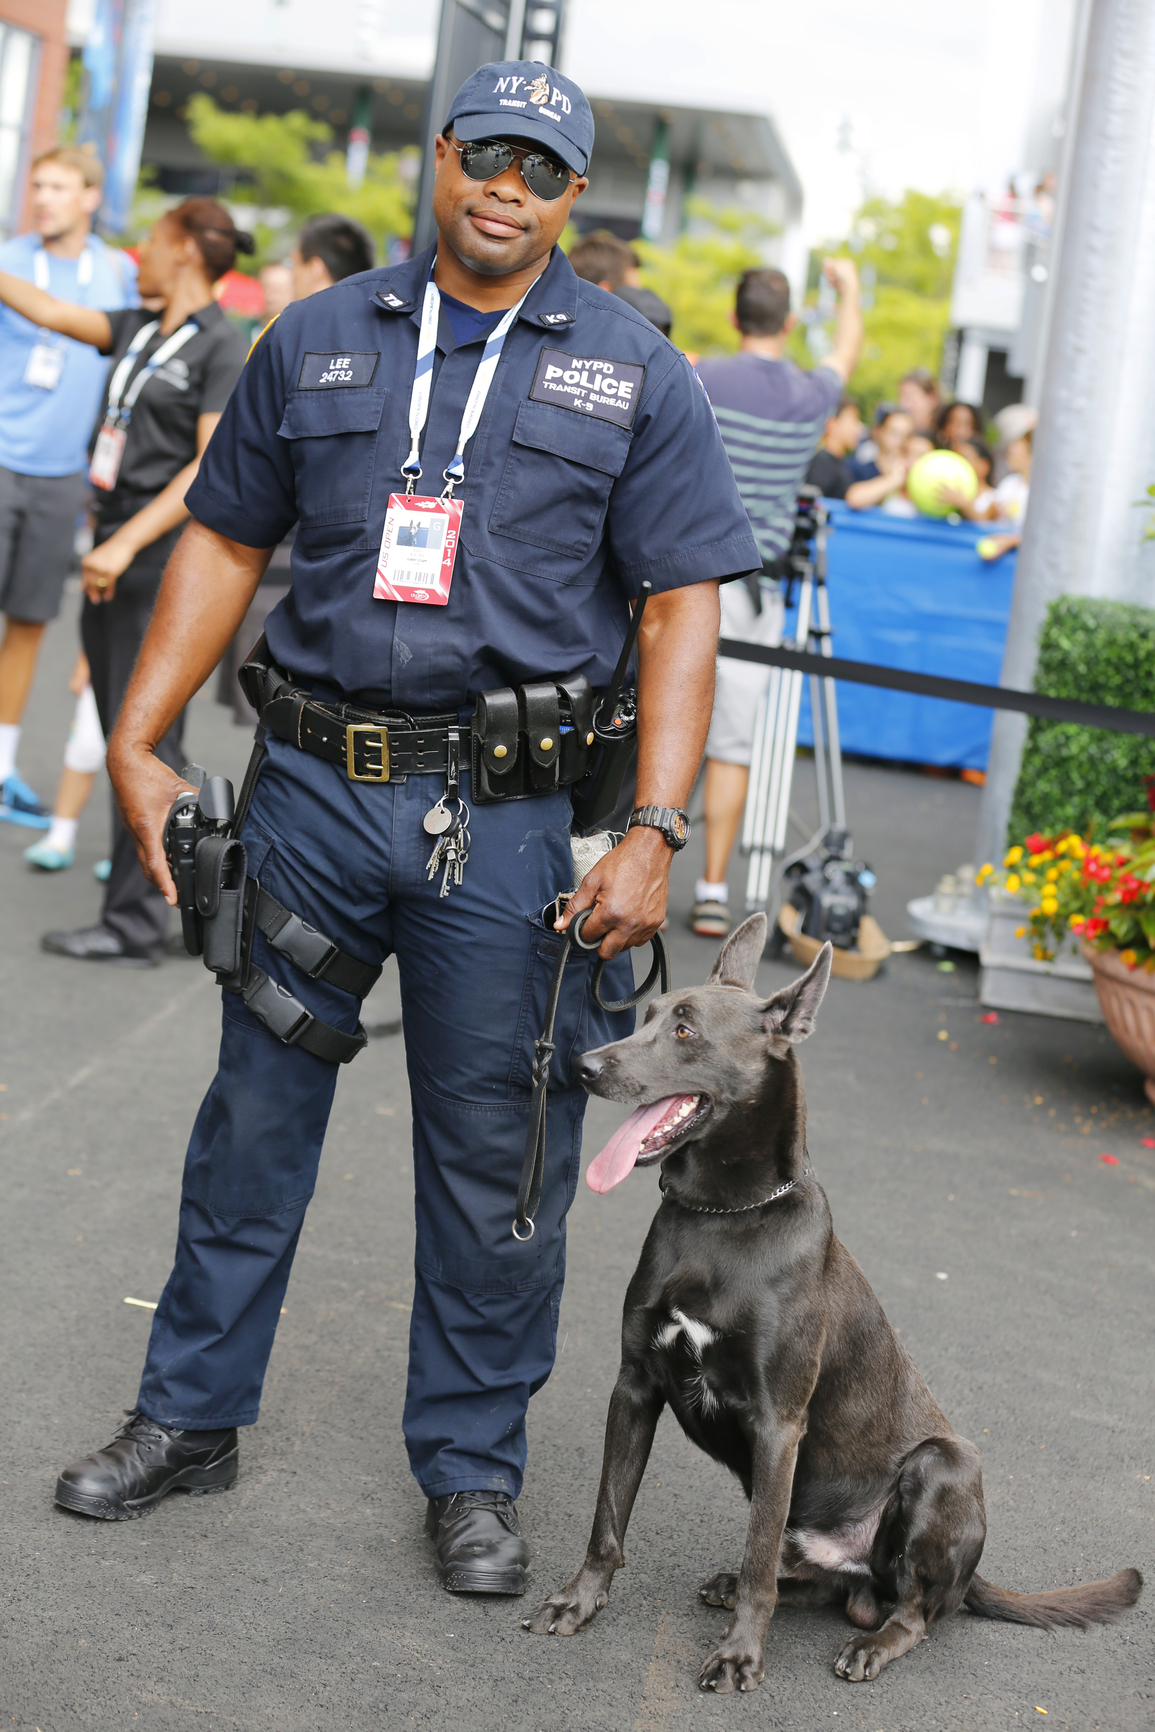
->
[695, 353, 842, 562]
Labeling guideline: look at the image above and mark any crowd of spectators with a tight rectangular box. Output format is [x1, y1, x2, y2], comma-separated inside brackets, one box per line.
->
[804, 372, 1033, 538]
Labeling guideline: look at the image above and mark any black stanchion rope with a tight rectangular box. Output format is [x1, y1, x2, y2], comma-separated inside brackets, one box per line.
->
[717, 640, 1155, 739]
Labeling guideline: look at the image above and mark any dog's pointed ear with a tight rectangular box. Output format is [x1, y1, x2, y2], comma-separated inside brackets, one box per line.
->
[760, 942, 832, 1050]
[708, 913, 768, 990]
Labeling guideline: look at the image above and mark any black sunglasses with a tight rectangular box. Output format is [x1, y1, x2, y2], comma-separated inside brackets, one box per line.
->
[451, 138, 575, 202]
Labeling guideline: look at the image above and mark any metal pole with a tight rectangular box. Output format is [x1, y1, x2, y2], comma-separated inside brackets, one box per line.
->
[412, 0, 513, 256]
[976, 0, 1155, 868]
[813, 579, 846, 829]
[745, 577, 812, 911]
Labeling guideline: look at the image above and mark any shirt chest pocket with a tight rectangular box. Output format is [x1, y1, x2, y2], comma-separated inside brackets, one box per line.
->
[487, 400, 630, 576]
[278, 385, 388, 547]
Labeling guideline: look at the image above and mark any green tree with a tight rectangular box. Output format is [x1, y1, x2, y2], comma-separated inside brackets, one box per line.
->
[788, 189, 962, 410]
[184, 94, 415, 264]
[630, 200, 777, 357]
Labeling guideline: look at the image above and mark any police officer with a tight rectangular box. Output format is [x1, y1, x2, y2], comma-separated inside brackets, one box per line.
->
[54, 63, 760, 1595]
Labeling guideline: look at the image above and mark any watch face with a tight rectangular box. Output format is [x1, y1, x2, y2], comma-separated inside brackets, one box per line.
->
[670, 812, 689, 844]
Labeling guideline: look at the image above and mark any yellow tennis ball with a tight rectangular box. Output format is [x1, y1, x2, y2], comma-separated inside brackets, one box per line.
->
[906, 450, 979, 518]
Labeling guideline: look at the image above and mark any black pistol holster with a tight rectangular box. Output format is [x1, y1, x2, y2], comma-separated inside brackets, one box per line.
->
[164, 763, 380, 1065]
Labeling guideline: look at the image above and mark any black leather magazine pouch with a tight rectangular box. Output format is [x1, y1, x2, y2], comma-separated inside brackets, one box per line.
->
[471, 686, 523, 802]
[195, 835, 249, 979]
[519, 681, 561, 794]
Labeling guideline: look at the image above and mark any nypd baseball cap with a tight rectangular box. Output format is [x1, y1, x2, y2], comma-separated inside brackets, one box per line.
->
[445, 61, 595, 176]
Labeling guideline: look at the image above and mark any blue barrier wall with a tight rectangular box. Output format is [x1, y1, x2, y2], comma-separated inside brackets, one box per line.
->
[789, 503, 1018, 771]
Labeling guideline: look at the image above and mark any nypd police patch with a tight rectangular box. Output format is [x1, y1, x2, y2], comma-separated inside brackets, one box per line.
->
[528, 348, 645, 429]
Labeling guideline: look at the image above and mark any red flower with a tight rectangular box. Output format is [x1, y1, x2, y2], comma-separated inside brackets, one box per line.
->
[1024, 833, 1048, 854]
[1099, 1153, 1120, 1165]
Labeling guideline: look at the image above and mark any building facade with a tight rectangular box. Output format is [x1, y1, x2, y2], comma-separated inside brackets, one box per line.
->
[0, 0, 70, 239]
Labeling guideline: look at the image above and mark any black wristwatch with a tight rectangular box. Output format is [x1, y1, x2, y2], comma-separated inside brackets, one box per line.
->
[628, 805, 691, 851]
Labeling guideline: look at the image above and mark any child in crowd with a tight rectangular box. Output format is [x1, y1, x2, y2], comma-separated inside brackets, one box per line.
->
[978, 420, 1033, 560]
[932, 436, 999, 520]
[880, 430, 934, 516]
[845, 406, 915, 510]
[934, 400, 983, 451]
[992, 425, 1031, 523]
[804, 395, 864, 499]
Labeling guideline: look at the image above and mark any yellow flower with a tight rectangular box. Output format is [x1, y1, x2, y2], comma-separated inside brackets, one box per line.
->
[1055, 837, 1069, 854]
[1022, 871, 1037, 884]
[1040, 899, 1059, 917]
[1005, 873, 1021, 893]
[1004, 846, 1023, 866]
[1015, 925, 1027, 937]
[1045, 867, 1059, 882]
[1069, 914, 1086, 929]
[1120, 949, 1138, 968]
[976, 863, 994, 883]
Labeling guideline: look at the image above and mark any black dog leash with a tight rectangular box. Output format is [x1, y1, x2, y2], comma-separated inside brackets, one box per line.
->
[513, 907, 670, 1242]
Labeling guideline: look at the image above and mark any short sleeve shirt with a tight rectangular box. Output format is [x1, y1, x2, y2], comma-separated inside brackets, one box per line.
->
[694, 353, 843, 563]
[185, 243, 760, 711]
[94, 301, 246, 529]
[0, 234, 138, 478]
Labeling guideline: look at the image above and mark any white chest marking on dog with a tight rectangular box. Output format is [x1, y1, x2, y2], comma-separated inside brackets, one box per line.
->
[655, 1309, 717, 1355]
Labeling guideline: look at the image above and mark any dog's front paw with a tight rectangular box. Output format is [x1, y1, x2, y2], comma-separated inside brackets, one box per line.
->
[522, 1569, 611, 1637]
[834, 1633, 886, 1682]
[698, 1625, 765, 1694]
[698, 1570, 738, 1609]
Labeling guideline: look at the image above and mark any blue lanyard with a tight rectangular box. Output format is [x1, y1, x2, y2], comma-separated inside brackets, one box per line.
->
[401, 273, 529, 497]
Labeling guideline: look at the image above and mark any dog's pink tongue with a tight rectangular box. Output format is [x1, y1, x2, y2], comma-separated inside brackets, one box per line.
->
[585, 1096, 686, 1194]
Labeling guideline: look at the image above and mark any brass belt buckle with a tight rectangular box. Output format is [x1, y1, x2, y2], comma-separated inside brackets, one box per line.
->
[346, 723, 389, 782]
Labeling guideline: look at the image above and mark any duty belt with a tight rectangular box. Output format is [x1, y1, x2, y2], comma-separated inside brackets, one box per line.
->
[261, 689, 466, 784]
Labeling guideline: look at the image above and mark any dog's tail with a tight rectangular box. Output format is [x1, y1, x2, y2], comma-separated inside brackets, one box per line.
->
[964, 1567, 1142, 1630]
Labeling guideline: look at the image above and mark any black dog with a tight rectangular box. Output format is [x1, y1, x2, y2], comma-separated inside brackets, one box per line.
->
[524, 916, 1141, 1691]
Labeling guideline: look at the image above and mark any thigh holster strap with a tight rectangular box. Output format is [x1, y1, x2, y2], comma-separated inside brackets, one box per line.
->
[241, 968, 368, 1064]
[254, 886, 382, 999]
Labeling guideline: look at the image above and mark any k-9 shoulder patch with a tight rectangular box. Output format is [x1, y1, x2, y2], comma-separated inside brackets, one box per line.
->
[298, 351, 380, 389]
[529, 348, 645, 429]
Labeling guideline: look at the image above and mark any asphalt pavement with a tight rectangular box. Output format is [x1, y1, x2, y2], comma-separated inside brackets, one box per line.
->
[2, 591, 1152, 1732]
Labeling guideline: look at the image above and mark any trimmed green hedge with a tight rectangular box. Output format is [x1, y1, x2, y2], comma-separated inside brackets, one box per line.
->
[1007, 595, 1155, 844]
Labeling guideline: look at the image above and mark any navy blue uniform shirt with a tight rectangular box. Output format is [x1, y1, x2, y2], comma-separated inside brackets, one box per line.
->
[186, 243, 760, 710]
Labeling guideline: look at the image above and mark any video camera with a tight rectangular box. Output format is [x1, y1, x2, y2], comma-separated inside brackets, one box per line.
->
[164, 764, 246, 974]
[782, 828, 876, 951]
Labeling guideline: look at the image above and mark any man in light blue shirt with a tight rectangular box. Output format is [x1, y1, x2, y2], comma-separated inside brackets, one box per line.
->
[0, 145, 137, 825]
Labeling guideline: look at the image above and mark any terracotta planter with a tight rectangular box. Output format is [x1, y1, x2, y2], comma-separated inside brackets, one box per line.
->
[1083, 944, 1155, 1104]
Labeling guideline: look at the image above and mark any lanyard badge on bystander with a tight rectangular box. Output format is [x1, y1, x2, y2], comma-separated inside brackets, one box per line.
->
[89, 318, 199, 492]
[373, 272, 527, 607]
[23, 246, 94, 392]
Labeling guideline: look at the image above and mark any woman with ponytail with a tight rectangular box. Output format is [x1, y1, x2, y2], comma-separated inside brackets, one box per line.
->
[0, 198, 250, 962]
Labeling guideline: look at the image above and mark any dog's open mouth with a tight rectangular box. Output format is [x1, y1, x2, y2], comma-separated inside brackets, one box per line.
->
[585, 1094, 712, 1194]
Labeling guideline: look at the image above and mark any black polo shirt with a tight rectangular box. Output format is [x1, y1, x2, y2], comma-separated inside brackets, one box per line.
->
[93, 300, 246, 538]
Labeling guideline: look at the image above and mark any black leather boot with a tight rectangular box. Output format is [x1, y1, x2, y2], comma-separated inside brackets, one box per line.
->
[55, 1411, 238, 1520]
[425, 1491, 530, 1594]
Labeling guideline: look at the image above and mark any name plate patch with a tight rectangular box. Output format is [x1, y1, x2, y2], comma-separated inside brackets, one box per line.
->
[529, 348, 645, 428]
[298, 351, 381, 390]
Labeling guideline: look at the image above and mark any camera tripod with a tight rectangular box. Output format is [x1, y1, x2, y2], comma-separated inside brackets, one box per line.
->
[740, 493, 849, 919]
